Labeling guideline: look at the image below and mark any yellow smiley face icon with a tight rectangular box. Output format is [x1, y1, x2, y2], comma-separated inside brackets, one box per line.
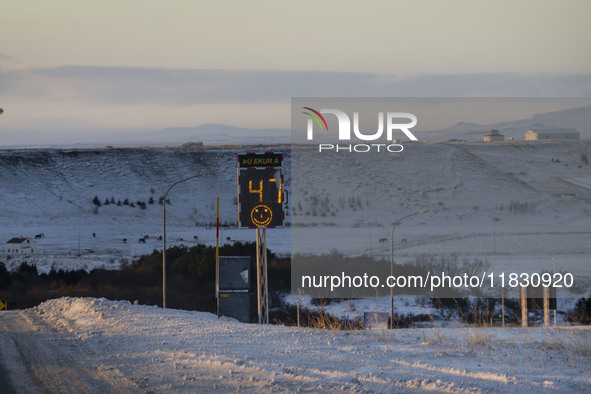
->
[251, 204, 272, 227]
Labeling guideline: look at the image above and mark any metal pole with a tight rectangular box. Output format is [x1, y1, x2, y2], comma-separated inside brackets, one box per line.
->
[264, 228, 269, 324]
[389, 209, 429, 329]
[553, 257, 557, 327]
[501, 289, 505, 328]
[216, 197, 220, 317]
[163, 197, 167, 309]
[162, 173, 205, 309]
[256, 228, 261, 323]
[255, 227, 269, 324]
[390, 223, 396, 329]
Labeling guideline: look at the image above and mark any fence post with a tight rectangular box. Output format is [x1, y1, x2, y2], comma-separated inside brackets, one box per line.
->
[520, 285, 528, 328]
[543, 286, 550, 328]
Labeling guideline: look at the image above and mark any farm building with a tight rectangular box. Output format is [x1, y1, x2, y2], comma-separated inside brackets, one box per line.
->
[483, 129, 504, 142]
[5, 237, 36, 255]
[524, 126, 580, 141]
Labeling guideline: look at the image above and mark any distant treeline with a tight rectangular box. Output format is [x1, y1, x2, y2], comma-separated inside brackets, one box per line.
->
[1, 247, 589, 326]
[0, 242, 290, 315]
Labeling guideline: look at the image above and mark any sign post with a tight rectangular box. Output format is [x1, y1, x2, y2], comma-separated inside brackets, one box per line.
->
[255, 227, 268, 324]
[237, 153, 284, 324]
[216, 197, 220, 317]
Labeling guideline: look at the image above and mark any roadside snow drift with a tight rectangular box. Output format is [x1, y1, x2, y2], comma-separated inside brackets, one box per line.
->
[13, 297, 591, 392]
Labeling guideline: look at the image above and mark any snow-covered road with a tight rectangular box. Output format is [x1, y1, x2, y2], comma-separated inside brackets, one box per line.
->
[0, 309, 133, 393]
[0, 297, 590, 393]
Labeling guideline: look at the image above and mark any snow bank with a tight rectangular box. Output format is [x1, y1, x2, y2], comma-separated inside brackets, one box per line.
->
[25, 297, 591, 392]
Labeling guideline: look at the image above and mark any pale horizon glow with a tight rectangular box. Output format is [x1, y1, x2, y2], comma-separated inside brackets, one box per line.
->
[3, 0, 590, 74]
[1, 0, 590, 144]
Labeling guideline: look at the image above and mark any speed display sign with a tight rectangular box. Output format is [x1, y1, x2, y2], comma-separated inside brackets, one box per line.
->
[237, 153, 284, 228]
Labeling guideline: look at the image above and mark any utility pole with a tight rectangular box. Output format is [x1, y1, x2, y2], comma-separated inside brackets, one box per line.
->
[390, 209, 429, 329]
[162, 173, 205, 308]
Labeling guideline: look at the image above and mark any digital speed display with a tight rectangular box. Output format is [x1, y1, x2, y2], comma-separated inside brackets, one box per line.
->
[238, 168, 284, 228]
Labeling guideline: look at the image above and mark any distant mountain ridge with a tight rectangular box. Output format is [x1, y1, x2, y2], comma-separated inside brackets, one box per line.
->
[2, 106, 589, 149]
[0, 124, 291, 149]
[155, 123, 290, 146]
[425, 106, 591, 141]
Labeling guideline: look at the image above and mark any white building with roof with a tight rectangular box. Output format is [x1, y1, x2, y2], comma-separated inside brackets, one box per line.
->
[5, 237, 36, 255]
[524, 125, 580, 141]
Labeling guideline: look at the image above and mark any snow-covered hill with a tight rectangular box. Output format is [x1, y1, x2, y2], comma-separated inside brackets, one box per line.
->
[1, 297, 589, 392]
[291, 141, 591, 297]
[0, 142, 590, 297]
[0, 147, 290, 272]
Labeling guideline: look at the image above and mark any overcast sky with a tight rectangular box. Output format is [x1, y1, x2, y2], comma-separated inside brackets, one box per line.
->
[1, 0, 590, 144]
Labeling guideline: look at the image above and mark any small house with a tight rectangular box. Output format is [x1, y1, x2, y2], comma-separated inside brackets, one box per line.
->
[5, 237, 36, 255]
[524, 125, 580, 141]
[484, 129, 504, 142]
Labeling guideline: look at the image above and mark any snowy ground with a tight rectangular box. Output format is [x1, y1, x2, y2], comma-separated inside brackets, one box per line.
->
[0, 147, 292, 273]
[291, 141, 591, 299]
[1, 143, 590, 307]
[1, 297, 589, 393]
[282, 294, 579, 327]
[1, 224, 291, 273]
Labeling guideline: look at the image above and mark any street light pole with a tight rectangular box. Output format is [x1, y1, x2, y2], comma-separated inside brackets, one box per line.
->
[390, 209, 429, 329]
[162, 173, 205, 309]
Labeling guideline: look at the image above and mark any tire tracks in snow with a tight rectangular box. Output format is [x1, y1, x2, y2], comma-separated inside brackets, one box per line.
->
[0, 310, 135, 393]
